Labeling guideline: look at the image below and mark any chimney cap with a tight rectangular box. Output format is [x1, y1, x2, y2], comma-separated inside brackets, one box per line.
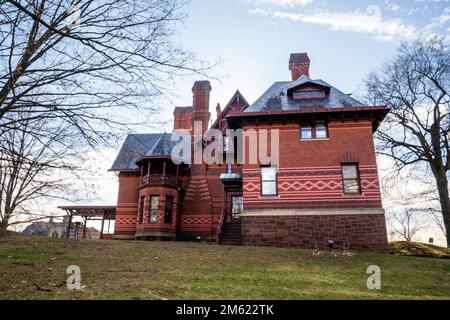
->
[289, 53, 310, 64]
[192, 80, 212, 91]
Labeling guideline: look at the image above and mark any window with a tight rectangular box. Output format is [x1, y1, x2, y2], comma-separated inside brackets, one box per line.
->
[231, 196, 243, 218]
[293, 89, 325, 100]
[261, 167, 277, 196]
[301, 125, 313, 139]
[315, 123, 328, 139]
[300, 122, 328, 139]
[138, 196, 145, 224]
[164, 196, 174, 224]
[223, 135, 232, 153]
[342, 164, 361, 194]
[148, 196, 159, 223]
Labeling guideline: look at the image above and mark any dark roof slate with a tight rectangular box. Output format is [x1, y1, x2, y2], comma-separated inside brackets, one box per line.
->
[144, 133, 176, 158]
[245, 75, 366, 113]
[110, 133, 174, 171]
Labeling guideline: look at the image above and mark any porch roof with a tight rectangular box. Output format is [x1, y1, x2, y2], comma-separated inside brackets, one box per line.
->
[58, 206, 116, 220]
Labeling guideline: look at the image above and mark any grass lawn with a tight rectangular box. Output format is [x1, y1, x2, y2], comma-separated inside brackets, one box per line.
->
[0, 231, 449, 300]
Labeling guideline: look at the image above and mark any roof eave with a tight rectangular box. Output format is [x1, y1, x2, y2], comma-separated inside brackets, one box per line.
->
[226, 105, 390, 131]
[239, 105, 388, 117]
[107, 168, 139, 172]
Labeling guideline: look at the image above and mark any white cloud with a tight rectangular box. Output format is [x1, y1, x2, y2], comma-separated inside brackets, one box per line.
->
[424, 6, 450, 38]
[251, 7, 418, 42]
[249, 0, 314, 7]
[386, 3, 402, 12]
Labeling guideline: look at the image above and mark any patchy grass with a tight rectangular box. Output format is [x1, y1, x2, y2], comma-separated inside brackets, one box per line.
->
[390, 241, 450, 259]
[0, 231, 449, 300]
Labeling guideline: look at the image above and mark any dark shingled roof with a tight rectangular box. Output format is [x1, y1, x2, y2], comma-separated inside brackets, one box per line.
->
[289, 53, 310, 64]
[245, 75, 366, 113]
[144, 132, 176, 158]
[110, 133, 174, 171]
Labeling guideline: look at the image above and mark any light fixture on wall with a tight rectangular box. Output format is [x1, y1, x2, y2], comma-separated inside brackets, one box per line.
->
[327, 240, 334, 250]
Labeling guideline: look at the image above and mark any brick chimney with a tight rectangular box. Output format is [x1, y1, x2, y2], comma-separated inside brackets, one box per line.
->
[289, 53, 310, 80]
[192, 81, 211, 133]
[173, 107, 192, 132]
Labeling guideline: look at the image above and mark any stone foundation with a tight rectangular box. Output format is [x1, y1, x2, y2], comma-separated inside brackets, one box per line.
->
[241, 209, 388, 252]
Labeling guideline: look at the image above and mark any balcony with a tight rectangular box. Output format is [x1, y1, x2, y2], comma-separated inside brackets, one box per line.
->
[140, 174, 178, 188]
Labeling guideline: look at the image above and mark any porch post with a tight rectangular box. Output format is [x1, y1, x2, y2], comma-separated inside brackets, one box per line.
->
[147, 161, 151, 176]
[65, 211, 73, 239]
[163, 160, 167, 183]
[100, 211, 105, 240]
[82, 216, 87, 239]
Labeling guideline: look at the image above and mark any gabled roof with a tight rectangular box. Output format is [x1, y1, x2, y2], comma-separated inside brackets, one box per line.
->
[211, 90, 249, 130]
[110, 133, 173, 171]
[286, 79, 331, 95]
[245, 75, 366, 113]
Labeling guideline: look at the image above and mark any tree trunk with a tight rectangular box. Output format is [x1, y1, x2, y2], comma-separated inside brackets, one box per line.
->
[0, 219, 8, 231]
[434, 167, 450, 247]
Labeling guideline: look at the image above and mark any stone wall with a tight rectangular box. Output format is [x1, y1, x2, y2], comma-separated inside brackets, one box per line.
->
[241, 212, 388, 252]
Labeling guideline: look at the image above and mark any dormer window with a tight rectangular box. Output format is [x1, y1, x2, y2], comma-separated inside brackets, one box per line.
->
[287, 81, 330, 101]
[293, 89, 325, 100]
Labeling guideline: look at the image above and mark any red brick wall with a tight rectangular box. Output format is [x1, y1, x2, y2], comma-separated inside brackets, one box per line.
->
[241, 213, 388, 251]
[242, 120, 383, 210]
[173, 111, 192, 131]
[113, 172, 140, 239]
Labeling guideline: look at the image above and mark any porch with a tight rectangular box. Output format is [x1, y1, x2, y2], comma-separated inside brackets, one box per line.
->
[138, 158, 182, 189]
[58, 205, 116, 240]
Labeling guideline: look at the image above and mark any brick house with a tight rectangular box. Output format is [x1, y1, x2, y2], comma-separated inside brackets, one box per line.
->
[109, 53, 389, 251]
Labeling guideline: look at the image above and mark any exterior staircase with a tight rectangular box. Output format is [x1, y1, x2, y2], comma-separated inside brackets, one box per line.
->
[219, 220, 242, 246]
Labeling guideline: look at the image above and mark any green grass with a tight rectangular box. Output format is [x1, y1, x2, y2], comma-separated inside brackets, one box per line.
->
[0, 231, 449, 300]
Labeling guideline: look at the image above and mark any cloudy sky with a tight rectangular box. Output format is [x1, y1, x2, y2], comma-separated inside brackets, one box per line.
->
[167, 0, 449, 110]
[60, 0, 449, 244]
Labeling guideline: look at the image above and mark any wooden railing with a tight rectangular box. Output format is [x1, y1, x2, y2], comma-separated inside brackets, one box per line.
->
[216, 209, 227, 243]
[140, 174, 178, 187]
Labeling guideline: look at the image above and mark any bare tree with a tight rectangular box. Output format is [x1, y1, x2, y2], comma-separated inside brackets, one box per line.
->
[0, 112, 82, 230]
[365, 37, 450, 247]
[0, 0, 212, 145]
[0, 0, 213, 228]
[427, 207, 447, 239]
[390, 209, 426, 242]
